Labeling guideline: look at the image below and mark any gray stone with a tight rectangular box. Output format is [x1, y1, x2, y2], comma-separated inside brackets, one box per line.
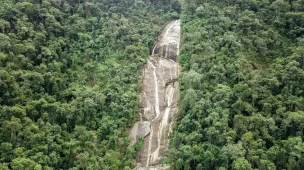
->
[130, 20, 181, 168]
[129, 121, 151, 146]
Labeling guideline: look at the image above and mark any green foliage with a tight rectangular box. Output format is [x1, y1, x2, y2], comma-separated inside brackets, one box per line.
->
[134, 138, 144, 152]
[11, 158, 41, 170]
[3, 0, 304, 169]
[170, 1, 304, 170]
[0, 0, 178, 169]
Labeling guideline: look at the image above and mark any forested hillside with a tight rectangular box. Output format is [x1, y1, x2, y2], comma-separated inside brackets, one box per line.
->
[0, 0, 179, 169]
[1, 0, 304, 169]
[170, 0, 304, 170]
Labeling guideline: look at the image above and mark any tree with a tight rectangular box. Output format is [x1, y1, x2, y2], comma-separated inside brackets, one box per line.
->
[0, 33, 10, 52]
[232, 157, 252, 170]
[0, 19, 10, 34]
[11, 158, 41, 170]
[2, 116, 22, 143]
[0, 163, 9, 170]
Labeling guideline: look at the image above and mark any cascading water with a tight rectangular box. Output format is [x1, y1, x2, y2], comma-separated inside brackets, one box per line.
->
[146, 58, 160, 166]
[129, 20, 181, 169]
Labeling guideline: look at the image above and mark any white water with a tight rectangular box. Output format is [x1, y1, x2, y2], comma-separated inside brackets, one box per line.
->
[152, 44, 157, 56]
[164, 23, 175, 39]
[148, 59, 160, 117]
[146, 123, 154, 167]
[150, 86, 175, 164]
[139, 20, 180, 168]
[146, 58, 160, 166]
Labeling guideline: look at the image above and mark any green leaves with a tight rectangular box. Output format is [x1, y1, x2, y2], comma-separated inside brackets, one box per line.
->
[170, 1, 304, 169]
[232, 157, 252, 170]
[0, 0, 175, 169]
[11, 158, 41, 170]
[0, 33, 10, 52]
[2, 116, 22, 143]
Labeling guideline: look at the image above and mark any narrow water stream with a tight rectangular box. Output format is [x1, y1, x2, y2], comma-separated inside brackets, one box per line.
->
[146, 58, 160, 166]
[129, 20, 181, 169]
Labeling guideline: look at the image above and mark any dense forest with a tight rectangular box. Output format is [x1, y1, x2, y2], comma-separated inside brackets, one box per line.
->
[0, 0, 178, 169]
[169, 0, 304, 170]
[1, 0, 304, 170]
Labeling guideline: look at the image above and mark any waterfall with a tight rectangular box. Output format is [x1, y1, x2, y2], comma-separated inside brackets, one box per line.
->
[146, 58, 160, 166]
[130, 20, 180, 169]
[152, 44, 157, 56]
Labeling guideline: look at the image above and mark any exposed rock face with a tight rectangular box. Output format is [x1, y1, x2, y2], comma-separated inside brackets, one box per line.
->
[133, 164, 170, 170]
[129, 121, 151, 145]
[129, 20, 181, 168]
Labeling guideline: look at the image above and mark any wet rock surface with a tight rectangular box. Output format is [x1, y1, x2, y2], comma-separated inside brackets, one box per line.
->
[133, 163, 170, 170]
[129, 20, 181, 168]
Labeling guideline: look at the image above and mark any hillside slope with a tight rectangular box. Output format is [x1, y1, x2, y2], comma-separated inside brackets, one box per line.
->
[169, 0, 304, 169]
[0, 0, 179, 169]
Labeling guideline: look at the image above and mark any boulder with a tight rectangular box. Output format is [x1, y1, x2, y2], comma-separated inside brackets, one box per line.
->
[130, 121, 151, 145]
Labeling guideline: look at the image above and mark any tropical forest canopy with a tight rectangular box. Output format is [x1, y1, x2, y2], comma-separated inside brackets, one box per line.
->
[169, 0, 304, 170]
[0, 0, 178, 169]
[0, 0, 304, 170]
